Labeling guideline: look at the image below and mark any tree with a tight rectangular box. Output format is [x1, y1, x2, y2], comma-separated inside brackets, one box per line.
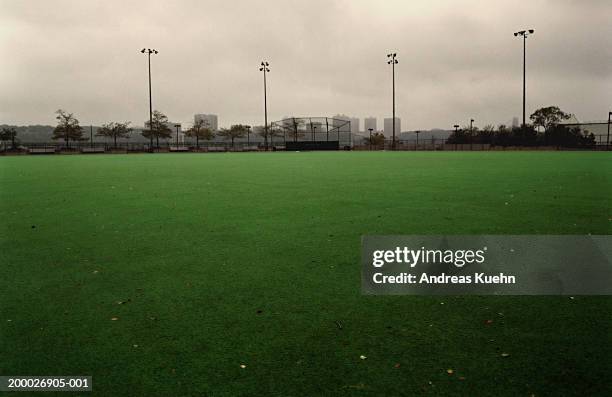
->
[493, 124, 512, 146]
[529, 106, 571, 132]
[363, 132, 385, 147]
[0, 127, 18, 150]
[545, 125, 596, 148]
[479, 124, 495, 144]
[184, 119, 214, 149]
[97, 122, 132, 148]
[142, 110, 172, 148]
[52, 109, 84, 148]
[218, 124, 248, 149]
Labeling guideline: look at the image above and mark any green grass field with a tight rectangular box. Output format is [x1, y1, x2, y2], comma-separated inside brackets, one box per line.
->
[1, 152, 611, 396]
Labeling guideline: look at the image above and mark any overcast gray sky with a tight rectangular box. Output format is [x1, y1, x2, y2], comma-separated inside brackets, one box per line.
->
[1, 0, 610, 130]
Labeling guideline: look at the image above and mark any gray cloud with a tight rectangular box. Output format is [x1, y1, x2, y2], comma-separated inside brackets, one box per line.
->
[1, 0, 610, 130]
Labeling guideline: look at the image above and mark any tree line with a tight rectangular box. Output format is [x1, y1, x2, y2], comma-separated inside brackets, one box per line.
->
[0, 109, 279, 150]
[446, 106, 596, 148]
[1, 106, 600, 150]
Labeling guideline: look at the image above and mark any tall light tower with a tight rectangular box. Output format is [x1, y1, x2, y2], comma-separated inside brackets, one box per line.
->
[259, 61, 270, 150]
[606, 112, 612, 150]
[141, 48, 158, 148]
[387, 52, 398, 150]
[470, 118, 475, 150]
[514, 29, 534, 127]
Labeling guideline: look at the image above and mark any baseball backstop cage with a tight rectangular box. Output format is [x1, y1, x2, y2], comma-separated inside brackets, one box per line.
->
[269, 117, 352, 150]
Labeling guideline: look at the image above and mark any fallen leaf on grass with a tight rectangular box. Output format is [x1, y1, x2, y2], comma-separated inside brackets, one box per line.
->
[446, 369, 454, 374]
[360, 355, 367, 360]
[485, 319, 493, 325]
[344, 383, 367, 390]
[117, 299, 131, 305]
[240, 364, 246, 369]
[394, 363, 401, 368]
[501, 353, 510, 357]
[111, 317, 119, 321]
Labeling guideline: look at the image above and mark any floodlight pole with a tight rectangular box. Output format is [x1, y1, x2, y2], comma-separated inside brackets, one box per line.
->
[368, 128, 373, 150]
[415, 130, 420, 150]
[313, 126, 317, 142]
[514, 30, 534, 127]
[326, 118, 329, 142]
[470, 119, 475, 150]
[246, 125, 251, 146]
[387, 53, 398, 150]
[141, 48, 158, 148]
[90, 125, 93, 148]
[606, 112, 612, 150]
[259, 61, 270, 151]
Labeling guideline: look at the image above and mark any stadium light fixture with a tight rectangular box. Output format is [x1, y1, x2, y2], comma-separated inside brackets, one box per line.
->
[368, 128, 373, 150]
[259, 61, 271, 150]
[387, 52, 398, 150]
[415, 130, 421, 149]
[514, 29, 534, 127]
[453, 124, 460, 133]
[141, 48, 158, 148]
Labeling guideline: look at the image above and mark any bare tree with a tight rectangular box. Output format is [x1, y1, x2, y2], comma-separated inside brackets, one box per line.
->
[97, 122, 132, 148]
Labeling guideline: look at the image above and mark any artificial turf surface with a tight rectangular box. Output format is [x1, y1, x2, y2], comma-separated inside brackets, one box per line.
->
[0, 151, 611, 396]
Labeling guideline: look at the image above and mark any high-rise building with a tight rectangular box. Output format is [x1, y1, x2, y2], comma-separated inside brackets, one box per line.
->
[349, 117, 360, 133]
[512, 117, 519, 128]
[194, 114, 218, 130]
[383, 117, 401, 138]
[364, 117, 377, 132]
[332, 114, 351, 133]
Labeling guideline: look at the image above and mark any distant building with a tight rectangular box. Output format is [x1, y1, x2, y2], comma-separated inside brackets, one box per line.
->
[364, 117, 377, 132]
[349, 117, 360, 133]
[332, 114, 351, 133]
[384, 117, 401, 138]
[194, 114, 218, 130]
[512, 117, 519, 128]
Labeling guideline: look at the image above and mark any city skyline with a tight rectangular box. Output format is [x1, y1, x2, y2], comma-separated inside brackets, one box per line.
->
[1, 1, 610, 130]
